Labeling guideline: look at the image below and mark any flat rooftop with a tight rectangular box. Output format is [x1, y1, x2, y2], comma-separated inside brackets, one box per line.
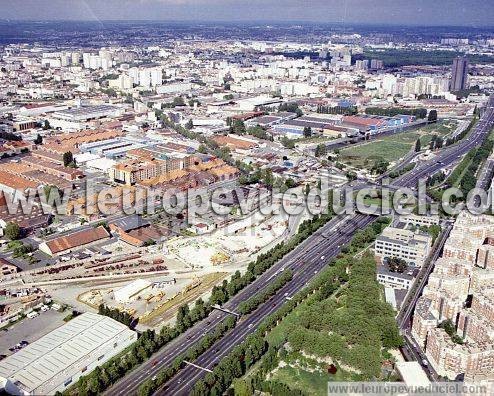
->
[0, 312, 135, 395]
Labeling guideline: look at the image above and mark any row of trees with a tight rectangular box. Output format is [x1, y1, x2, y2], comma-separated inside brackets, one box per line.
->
[277, 102, 303, 116]
[98, 304, 135, 328]
[459, 136, 494, 196]
[72, 329, 164, 395]
[443, 113, 478, 148]
[175, 298, 211, 333]
[247, 125, 272, 140]
[443, 149, 476, 191]
[341, 217, 391, 254]
[389, 163, 415, 179]
[238, 270, 293, 315]
[190, 332, 268, 396]
[365, 106, 428, 119]
[316, 105, 358, 115]
[362, 49, 494, 68]
[443, 133, 494, 199]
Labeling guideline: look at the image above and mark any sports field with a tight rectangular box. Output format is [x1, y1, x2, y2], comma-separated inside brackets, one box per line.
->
[338, 120, 458, 169]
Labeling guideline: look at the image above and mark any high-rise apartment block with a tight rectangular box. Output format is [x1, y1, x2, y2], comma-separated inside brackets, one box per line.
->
[450, 56, 468, 91]
[412, 212, 494, 384]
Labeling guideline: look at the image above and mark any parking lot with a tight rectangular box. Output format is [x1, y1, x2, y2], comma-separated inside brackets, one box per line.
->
[0, 309, 67, 356]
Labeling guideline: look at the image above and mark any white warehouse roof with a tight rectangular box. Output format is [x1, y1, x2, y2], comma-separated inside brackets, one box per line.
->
[0, 312, 136, 395]
[114, 279, 152, 302]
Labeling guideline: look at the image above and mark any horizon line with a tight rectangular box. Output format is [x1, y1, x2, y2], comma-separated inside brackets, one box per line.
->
[1, 19, 493, 29]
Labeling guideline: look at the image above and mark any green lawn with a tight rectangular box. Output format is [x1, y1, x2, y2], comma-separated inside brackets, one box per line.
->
[271, 366, 333, 396]
[338, 121, 458, 169]
[339, 139, 412, 168]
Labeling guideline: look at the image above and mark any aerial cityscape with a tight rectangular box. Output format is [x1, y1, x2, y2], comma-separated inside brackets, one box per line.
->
[0, 1, 493, 395]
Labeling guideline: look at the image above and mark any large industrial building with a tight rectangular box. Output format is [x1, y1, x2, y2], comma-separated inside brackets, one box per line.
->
[0, 312, 137, 395]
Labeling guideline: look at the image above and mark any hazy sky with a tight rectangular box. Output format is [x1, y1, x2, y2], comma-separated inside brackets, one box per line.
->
[1, 0, 493, 26]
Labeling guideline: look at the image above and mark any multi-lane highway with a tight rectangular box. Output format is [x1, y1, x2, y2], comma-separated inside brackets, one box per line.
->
[106, 96, 494, 396]
[105, 213, 370, 395]
[157, 213, 374, 395]
[396, 95, 494, 189]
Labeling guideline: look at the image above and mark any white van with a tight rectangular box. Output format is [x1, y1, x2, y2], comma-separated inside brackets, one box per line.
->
[27, 311, 39, 319]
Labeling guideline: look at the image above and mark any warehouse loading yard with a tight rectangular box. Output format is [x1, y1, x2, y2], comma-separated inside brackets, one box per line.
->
[0, 210, 294, 334]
